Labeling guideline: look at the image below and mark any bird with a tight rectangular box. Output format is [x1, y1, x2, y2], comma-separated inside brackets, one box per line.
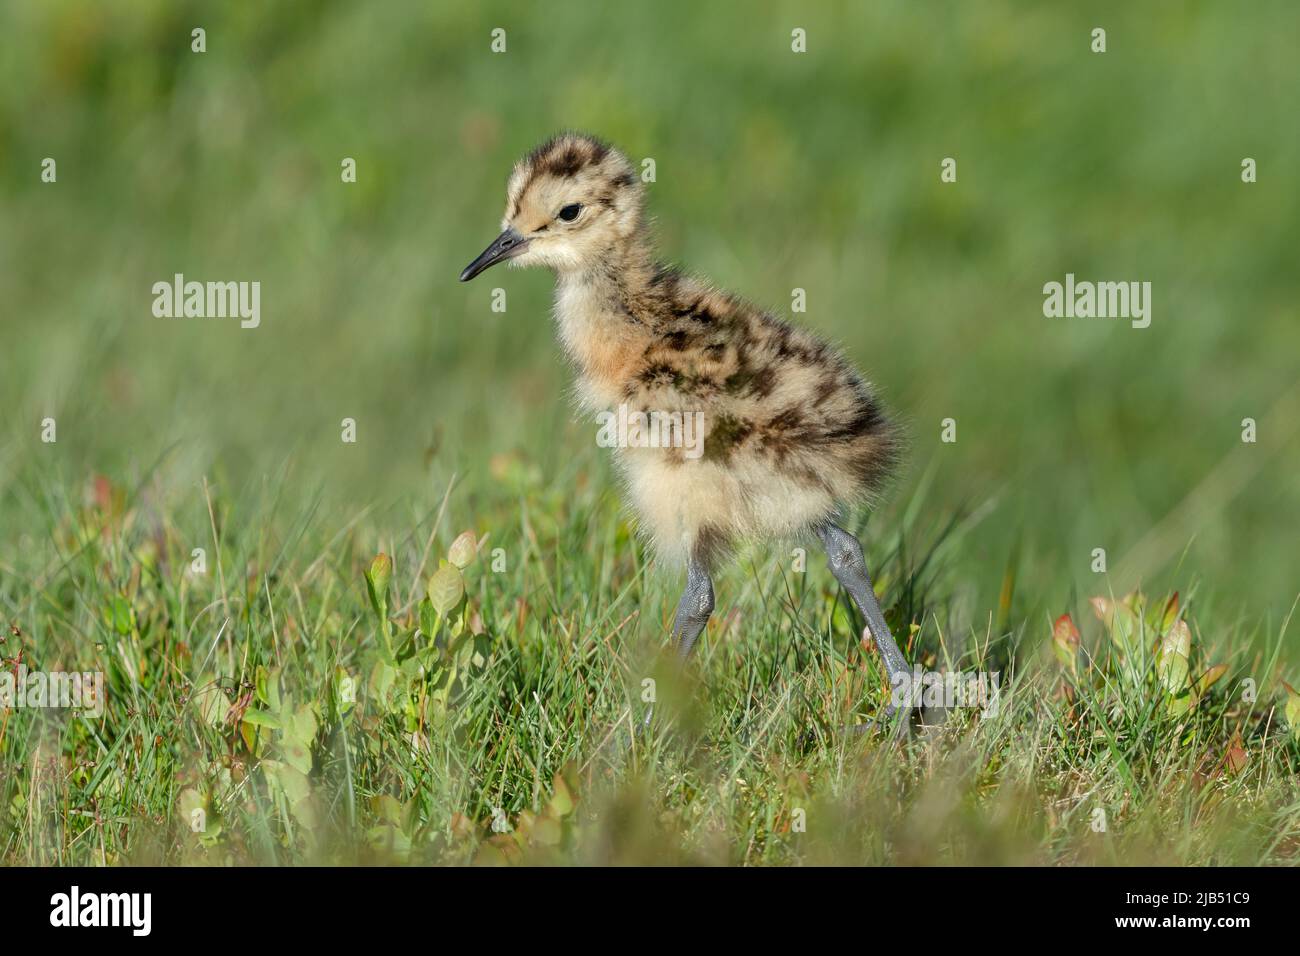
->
[460, 132, 913, 721]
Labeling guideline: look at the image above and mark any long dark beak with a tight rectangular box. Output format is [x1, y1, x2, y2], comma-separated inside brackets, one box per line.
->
[459, 228, 528, 282]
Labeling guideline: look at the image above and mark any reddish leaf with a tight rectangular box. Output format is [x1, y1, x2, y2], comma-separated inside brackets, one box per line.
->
[1222, 732, 1249, 776]
[1052, 613, 1080, 673]
[1160, 591, 1180, 634]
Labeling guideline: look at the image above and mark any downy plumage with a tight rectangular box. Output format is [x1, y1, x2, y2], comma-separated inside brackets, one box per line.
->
[461, 132, 912, 707]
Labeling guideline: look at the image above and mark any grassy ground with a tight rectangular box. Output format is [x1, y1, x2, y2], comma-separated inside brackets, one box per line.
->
[2, 460, 1298, 865]
[1, 1, 1298, 864]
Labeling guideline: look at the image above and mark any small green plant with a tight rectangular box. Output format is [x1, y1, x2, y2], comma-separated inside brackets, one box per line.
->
[1284, 682, 1300, 743]
[1059, 591, 1229, 718]
[362, 534, 494, 742]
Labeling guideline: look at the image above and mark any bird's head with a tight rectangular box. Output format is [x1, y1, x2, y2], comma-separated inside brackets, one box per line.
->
[459, 132, 644, 282]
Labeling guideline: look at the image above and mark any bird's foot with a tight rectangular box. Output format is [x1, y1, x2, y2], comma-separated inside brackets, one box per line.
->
[844, 704, 910, 737]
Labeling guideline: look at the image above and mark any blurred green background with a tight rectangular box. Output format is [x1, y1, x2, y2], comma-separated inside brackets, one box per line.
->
[2, 0, 1297, 631]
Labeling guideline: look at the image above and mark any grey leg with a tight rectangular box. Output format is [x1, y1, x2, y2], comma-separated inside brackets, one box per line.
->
[672, 559, 715, 660]
[641, 560, 714, 732]
[815, 522, 914, 713]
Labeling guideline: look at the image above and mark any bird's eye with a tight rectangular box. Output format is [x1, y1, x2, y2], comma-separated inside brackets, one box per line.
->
[558, 203, 582, 222]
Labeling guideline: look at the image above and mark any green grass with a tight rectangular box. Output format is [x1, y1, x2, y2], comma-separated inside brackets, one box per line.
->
[1, 0, 1298, 865]
[2, 458, 1297, 865]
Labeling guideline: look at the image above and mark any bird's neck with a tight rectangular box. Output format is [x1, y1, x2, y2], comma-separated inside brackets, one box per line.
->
[553, 234, 656, 410]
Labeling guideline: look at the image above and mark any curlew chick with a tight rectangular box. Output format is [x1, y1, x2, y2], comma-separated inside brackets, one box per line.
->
[460, 133, 912, 716]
